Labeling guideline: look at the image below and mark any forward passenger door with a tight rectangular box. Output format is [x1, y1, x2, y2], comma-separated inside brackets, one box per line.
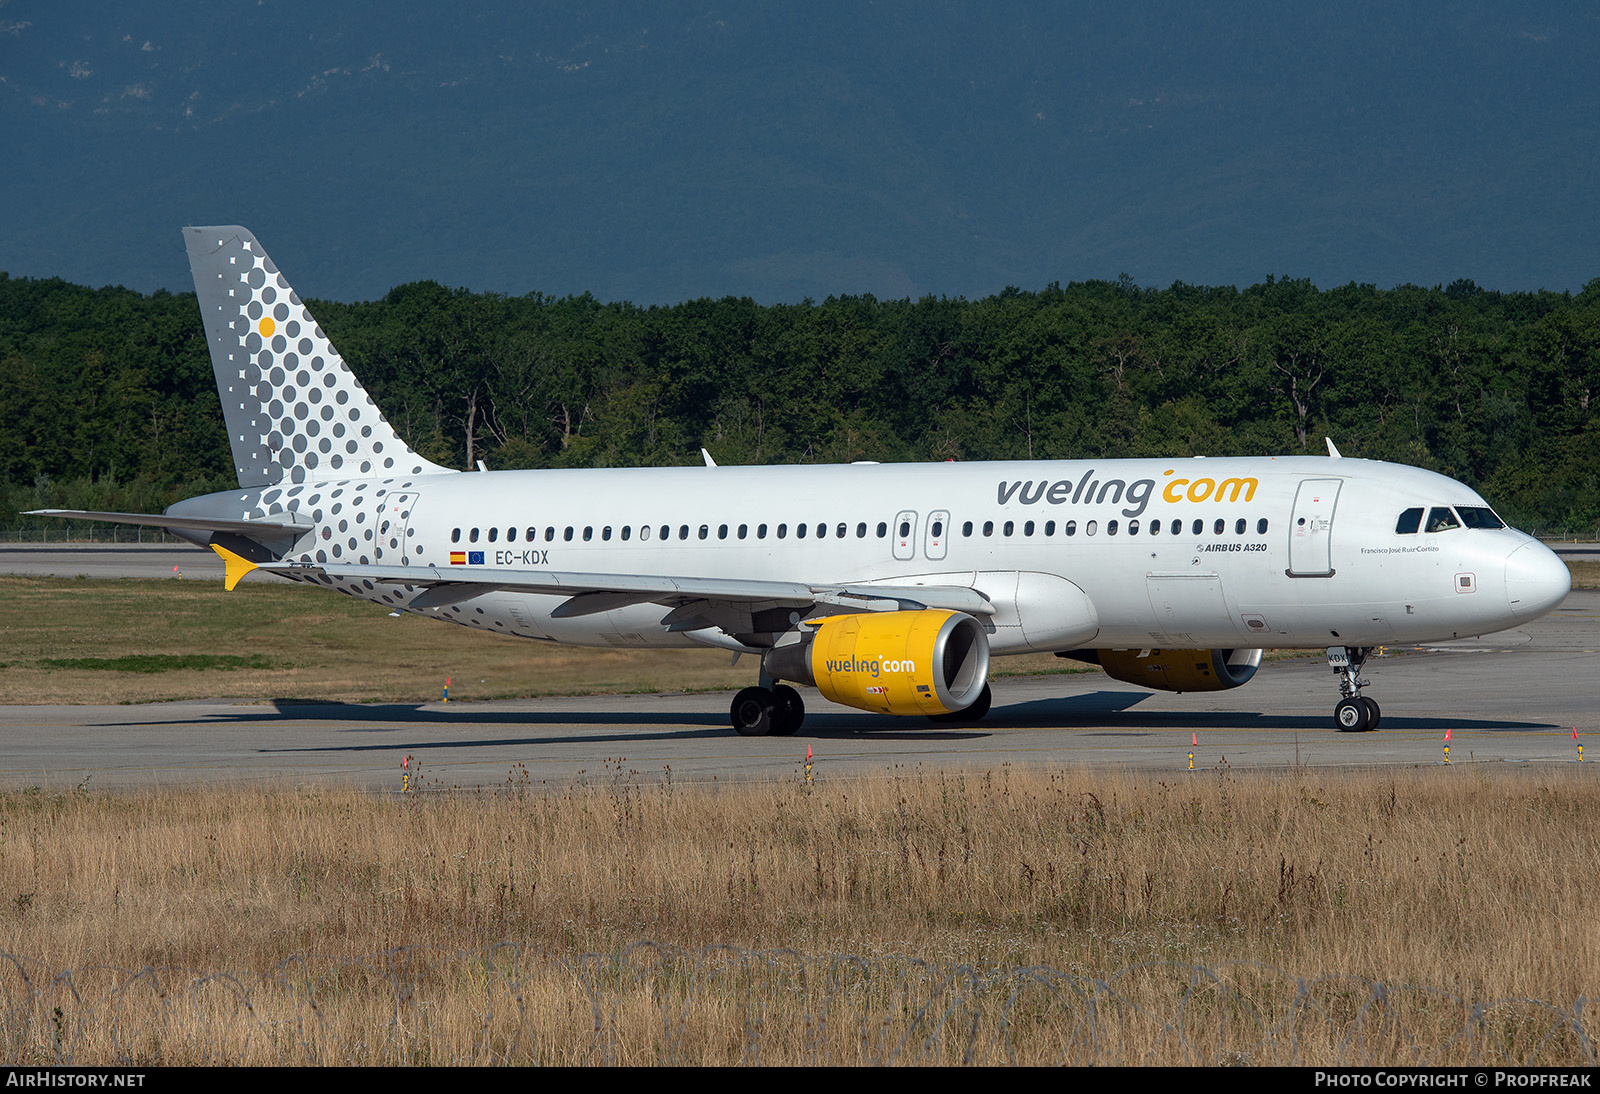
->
[1287, 479, 1341, 577]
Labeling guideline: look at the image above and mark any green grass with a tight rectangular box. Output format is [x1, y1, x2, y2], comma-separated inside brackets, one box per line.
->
[36, 653, 276, 673]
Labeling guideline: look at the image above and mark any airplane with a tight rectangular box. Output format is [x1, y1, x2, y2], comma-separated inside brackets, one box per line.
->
[30, 226, 1572, 735]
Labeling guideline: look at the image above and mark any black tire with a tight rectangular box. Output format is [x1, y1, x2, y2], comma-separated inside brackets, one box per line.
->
[770, 684, 805, 736]
[731, 686, 776, 736]
[1335, 697, 1370, 732]
[1360, 696, 1381, 730]
[928, 682, 992, 724]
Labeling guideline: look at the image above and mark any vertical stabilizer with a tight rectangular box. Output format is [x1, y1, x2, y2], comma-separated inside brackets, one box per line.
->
[183, 226, 456, 487]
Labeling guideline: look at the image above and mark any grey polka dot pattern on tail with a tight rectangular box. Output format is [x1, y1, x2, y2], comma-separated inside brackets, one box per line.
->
[184, 226, 455, 488]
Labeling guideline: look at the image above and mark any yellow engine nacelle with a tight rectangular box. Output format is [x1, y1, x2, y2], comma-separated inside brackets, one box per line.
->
[1089, 648, 1262, 693]
[763, 610, 991, 716]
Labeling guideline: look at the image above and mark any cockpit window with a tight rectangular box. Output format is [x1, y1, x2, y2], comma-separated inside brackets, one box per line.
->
[1426, 507, 1461, 533]
[1395, 507, 1423, 535]
[1455, 506, 1506, 530]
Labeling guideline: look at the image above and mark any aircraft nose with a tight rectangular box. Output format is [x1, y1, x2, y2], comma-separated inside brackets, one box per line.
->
[1505, 541, 1571, 622]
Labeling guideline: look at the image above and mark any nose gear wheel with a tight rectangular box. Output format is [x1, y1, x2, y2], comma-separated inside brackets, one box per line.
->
[1329, 646, 1381, 732]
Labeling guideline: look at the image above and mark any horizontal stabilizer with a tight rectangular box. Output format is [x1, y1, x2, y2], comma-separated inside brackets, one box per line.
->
[26, 509, 314, 536]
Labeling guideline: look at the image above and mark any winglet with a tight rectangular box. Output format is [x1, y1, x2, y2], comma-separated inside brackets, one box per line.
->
[701, 448, 718, 468]
[209, 544, 259, 591]
[1326, 437, 1343, 458]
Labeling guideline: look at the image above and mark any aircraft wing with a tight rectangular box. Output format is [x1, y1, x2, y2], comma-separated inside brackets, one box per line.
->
[255, 560, 996, 618]
[25, 509, 315, 536]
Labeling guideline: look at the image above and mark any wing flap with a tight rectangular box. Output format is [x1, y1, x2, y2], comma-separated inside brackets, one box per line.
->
[256, 561, 995, 616]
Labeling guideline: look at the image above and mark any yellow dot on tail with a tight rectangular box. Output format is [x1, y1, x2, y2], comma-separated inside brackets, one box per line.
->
[260, 316, 275, 337]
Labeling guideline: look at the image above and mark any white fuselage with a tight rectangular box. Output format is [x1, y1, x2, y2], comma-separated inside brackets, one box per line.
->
[191, 454, 1570, 654]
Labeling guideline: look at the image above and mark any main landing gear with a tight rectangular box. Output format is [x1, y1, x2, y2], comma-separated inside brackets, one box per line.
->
[1328, 645, 1381, 732]
[730, 684, 805, 736]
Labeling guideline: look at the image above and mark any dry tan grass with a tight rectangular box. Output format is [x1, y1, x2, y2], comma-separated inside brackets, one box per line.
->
[1, 765, 1596, 1064]
[1566, 559, 1600, 590]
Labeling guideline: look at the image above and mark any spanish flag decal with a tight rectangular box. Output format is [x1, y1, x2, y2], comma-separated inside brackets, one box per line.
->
[450, 551, 467, 565]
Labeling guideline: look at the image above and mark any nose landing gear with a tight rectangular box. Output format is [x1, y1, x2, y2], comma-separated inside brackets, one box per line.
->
[1328, 645, 1380, 731]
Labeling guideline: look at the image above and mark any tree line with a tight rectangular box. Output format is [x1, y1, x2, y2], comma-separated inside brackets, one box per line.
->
[3, 271, 1598, 534]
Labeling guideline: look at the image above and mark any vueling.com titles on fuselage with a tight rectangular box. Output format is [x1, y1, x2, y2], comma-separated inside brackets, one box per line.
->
[996, 469, 1259, 519]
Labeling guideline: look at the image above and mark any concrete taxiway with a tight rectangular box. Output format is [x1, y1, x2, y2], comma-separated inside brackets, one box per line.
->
[1, 589, 1595, 791]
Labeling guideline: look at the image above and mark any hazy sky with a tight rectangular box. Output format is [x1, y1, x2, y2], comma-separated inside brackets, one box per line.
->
[3, 1, 1596, 302]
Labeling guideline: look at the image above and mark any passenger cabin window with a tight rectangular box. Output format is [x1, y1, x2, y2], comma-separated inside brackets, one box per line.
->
[963, 521, 974, 536]
[1086, 520, 1098, 536]
[1023, 520, 1034, 536]
[1426, 507, 1460, 533]
[758, 524, 768, 539]
[983, 521, 994, 537]
[1128, 520, 1139, 535]
[698, 524, 709, 540]
[1257, 518, 1269, 534]
[451, 528, 461, 543]
[777, 524, 788, 539]
[1107, 520, 1118, 535]
[932, 520, 945, 538]
[564, 527, 574, 542]
[797, 523, 808, 539]
[738, 524, 748, 539]
[1192, 519, 1203, 535]
[488, 527, 498, 542]
[469, 528, 480, 543]
[1064, 521, 1077, 536]
[602, 526, 612, 541]
[718, 524, 729, 540]
[1045, 520, 1056, 535]
[856, 523, 867, 538]
[545, 527, 556, 542]
[1171, 519, 1182, 535]
[1396, 507, 1424, 534]
[1003, 520, 1014, 536]
[583, 526, 593, 541]
[621, 526, 631, 541]
[876, 522, 888, 538]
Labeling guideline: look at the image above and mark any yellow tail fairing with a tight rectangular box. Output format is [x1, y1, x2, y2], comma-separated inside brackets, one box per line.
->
[765, 609, 991, 716]
[208, 543, 260, 591]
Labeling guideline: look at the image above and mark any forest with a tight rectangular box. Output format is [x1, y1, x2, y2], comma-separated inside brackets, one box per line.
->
[3, 271, 1598, 535]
